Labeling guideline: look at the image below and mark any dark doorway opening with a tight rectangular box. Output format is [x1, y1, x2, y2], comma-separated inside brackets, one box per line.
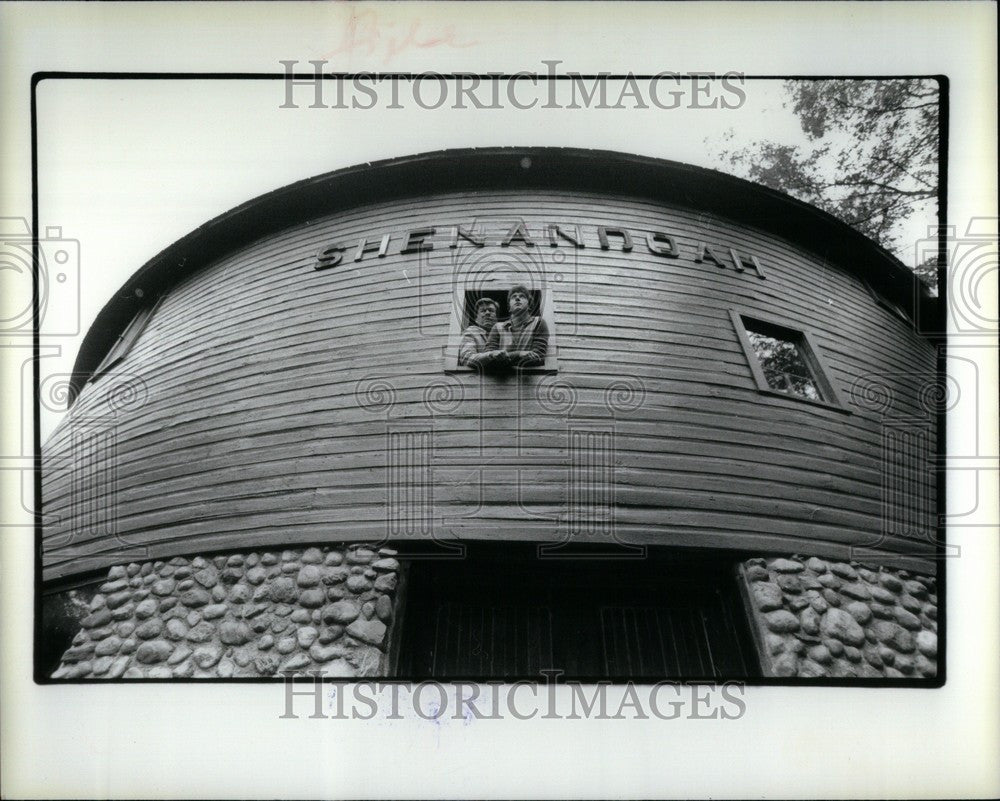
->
[395, 544, 760, 681]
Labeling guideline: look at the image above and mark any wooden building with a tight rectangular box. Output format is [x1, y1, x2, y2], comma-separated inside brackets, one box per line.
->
[41, 148, 942, 681]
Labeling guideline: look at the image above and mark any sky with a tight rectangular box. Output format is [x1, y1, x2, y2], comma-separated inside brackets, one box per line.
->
[31, 76, 934, 441]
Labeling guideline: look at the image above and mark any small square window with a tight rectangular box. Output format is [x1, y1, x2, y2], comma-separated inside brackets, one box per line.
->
[444, 288, 558, 373]
[862, 277, 912, 323]
[89, 297, 163, 385]
[460, 289, 541, 330]
[730, 311, 846, 411]
[745, 328, 822, 400]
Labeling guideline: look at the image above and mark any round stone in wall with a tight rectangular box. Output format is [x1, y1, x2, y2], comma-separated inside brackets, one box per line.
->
[799, 607, 820, 636]
[879, 573, 903, 592]
[830, 563, 858, 580]
[824, 638, 845, 658]
[296, 565, 322, 588]
[772, 653, 798, 676]
[324, 600, 360, 625]
[299, 588, 326, 608]
[819, 608, 865, 647]
[135, 619, 164, 640]
[229, 584, 252, 604]
[376, 595, 393, 622]
[135, 640, 172, 665]
[844, 601, 873, 624]
[280, 654, 310, 672]
[269, 577, 299, 604]
[219, 621, 252, 646]
[840, 583, 871, 601]
[769, 558, 804, 573]
[192, 646, 221, 669]
[179, 587, 211, 608]
[346, 575, 373, 593]
[347, 619, 387, 647]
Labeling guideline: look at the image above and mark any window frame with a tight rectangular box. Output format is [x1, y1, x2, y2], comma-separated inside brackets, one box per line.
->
[444, 288, 559, 374]
[861, 277, 912, 324]
[729, 309, 850, 413]
[89, 296, 164, 385]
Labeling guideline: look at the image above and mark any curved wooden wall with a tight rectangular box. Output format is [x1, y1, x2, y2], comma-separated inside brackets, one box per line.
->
[41, 189, 938, 581]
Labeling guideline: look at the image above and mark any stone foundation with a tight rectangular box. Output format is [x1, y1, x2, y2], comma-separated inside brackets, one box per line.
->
[738, 555, 938, 679]
[50, 544, 402, 679]
[49, 546, 940, 680]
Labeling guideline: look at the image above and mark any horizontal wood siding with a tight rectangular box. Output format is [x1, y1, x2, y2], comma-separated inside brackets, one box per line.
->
[41, 190, 939, 580]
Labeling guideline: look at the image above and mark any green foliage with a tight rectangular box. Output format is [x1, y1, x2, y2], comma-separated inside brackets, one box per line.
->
[713, 80, 940, 286]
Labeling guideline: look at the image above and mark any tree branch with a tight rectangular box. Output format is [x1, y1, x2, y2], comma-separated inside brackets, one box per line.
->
[831, 179, 935, 197]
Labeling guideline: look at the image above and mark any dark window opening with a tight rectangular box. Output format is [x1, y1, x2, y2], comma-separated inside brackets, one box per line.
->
[395, 544, 760, 680]
[862, 277, 912, 323]
[89, 297, 163, 385]
[446, 288, 557, 373]
[462, 289, 542, 329]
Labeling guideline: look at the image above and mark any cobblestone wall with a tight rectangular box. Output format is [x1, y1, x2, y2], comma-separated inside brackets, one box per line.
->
[739, 556, 938, 679]
[51, 546, 940, 680]
[50, 545, 402, 679]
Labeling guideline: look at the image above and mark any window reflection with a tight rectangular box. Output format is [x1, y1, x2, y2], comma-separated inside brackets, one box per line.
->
[746, 329, 821, 401]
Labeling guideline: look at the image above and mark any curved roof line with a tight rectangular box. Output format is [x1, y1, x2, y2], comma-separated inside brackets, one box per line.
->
[69, 146, 936, 397]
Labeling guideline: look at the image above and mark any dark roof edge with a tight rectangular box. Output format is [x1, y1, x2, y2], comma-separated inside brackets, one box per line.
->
[68, 147, 938, 397]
